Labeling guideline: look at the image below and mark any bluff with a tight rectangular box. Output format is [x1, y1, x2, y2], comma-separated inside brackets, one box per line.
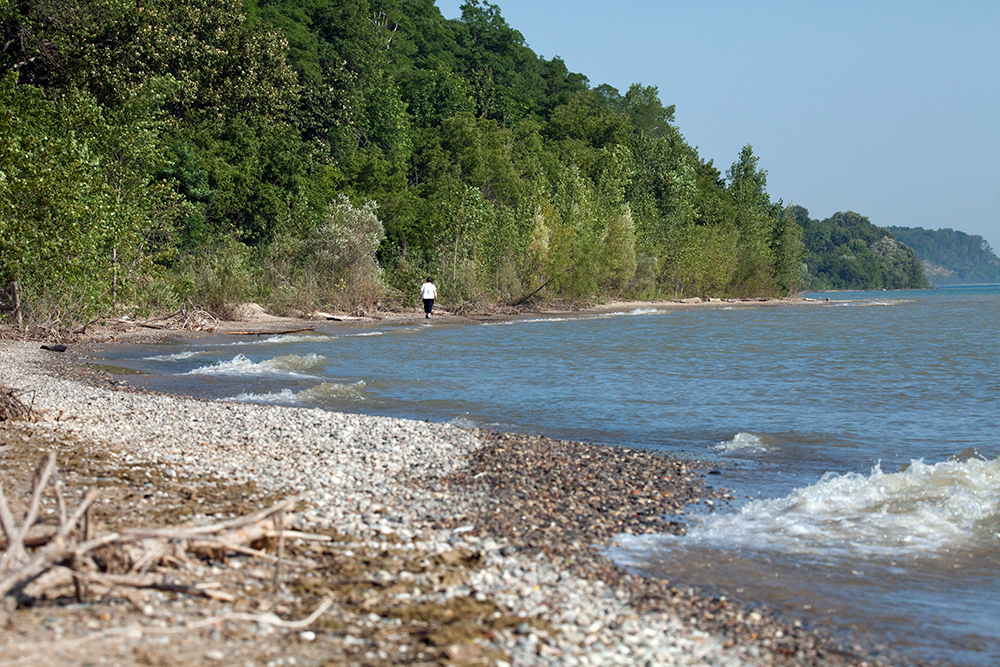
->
[886, 227, 1000, 285]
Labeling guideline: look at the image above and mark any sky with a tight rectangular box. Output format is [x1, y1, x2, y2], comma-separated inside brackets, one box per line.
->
[436, 0, 1000, 252]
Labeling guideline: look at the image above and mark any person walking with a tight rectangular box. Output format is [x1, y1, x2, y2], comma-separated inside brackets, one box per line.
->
[420, 276, 437, 318]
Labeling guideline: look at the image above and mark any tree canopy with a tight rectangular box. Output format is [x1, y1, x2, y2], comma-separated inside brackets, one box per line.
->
[1, 0, 923, 327]
[791, 206, 928, 290]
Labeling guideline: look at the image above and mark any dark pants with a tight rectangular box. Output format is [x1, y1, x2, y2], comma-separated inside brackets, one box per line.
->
[423, 298, 434, 315]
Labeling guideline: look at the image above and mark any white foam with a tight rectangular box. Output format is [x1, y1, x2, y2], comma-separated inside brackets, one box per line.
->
[594, 307, 663, 318]
[830, 298, 912, 307]
[143, 350, 207, 362]
[447, 415, 480, 429]
[242, 333, 335, 345]
[224, 381, 365, 406]
[485, 308, 663, 327]
[678, 456, 1000, 556]
[615, 456, 1000, 563]
[712, 432, 770, 453]
[224, 388, 300, 404]
[522, 316, 573, 324]
[298, 381, 366, 402]
[186, 353, 327, 377]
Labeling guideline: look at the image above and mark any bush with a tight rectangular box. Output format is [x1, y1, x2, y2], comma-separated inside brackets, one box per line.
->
[0, 75, 186, 327]
[167, 236, 259, 317]
[264, 196, 386, 315]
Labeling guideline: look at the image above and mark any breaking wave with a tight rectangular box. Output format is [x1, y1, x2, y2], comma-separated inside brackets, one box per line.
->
[143, 350, 209, 362]
[674, 454, 999, 557]
[712, 432, 771, 453]
[224, 381, 366, 405]
[185, 353, 327, 377]
[830, 298, 913, 307]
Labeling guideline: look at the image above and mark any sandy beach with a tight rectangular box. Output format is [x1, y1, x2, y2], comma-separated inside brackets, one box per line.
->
[0, 298, 893, 667]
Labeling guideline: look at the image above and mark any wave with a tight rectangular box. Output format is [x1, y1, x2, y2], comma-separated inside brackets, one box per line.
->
[712, 432, 771, 453]
[688, 455, 999, 556]
[224, 388, 300, 404]
[185, 353, 327, 377]
[830, 298, 913, 307]
[143, 350, 209, 362]
[224, 381, 366, 405]
[447, 414, 480, 429]
[616, 455, 999, 560]
[485, 308, 664, 327]
[597, 307, 664, 317]
[300, 381, 367, 402]
[240, 333, 336, 346]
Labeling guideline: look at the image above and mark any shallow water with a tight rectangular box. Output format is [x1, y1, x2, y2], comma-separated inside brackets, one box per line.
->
[97, 285, 1000, 667]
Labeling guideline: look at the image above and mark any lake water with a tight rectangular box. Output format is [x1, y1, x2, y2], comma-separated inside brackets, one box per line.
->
[95, 285, 1000, 667]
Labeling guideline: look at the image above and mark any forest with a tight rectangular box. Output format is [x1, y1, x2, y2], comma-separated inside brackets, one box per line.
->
[789, 207, 928, 291]
[887, 227, 1000, 285]
[1, 0, 912, 328]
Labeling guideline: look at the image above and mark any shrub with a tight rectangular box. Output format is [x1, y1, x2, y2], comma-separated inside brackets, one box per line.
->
[264, 196, 386, 314]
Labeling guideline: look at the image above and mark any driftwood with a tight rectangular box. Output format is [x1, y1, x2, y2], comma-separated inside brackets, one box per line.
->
[0, 454, 331, 624]
[223, 326, 316, 336]
[0, 386, 36, 422]
[6, 596, 334, 657]
[107, 301, 222, 332]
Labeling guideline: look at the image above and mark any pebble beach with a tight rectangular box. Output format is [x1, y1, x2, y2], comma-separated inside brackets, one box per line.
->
[0, 335, 898, 667]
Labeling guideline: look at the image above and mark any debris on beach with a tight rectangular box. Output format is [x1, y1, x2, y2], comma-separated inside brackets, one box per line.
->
[0, 453, 329, 627]
[0, 386, 36, 422]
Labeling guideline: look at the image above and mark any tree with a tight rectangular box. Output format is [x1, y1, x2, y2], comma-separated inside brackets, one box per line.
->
[453, 0, 543, 124]
[0, 73, 187, 322]
[616, 83, 675, 138]
[796, 209, 929, 290]
[887, 226, 1000, 284]
[726, 144, 778, 294]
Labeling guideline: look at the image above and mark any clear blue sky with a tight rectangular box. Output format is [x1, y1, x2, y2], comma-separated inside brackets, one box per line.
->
[436, 1, 1000, 252]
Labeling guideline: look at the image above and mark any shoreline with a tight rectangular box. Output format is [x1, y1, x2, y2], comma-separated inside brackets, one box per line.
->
[0, 309, 902, 666]
[0, 295, 823, 346]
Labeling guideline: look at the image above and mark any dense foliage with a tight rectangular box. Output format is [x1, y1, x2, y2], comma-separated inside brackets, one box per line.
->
[789, 206, 928, 290]
[886, 227, 1000, 285]
[2, 0, 810, 326]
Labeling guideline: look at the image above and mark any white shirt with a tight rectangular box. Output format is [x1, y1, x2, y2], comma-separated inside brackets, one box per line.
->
[420, 282, 437, 300]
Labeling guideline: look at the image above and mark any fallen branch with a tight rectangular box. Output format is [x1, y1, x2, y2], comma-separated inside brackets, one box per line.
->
[1, 457, 326, 617]
[3, 597, 333, 655]
[0, 385, 36, 422]
[222, 326, 316, 336]
[177, 596, 333, 630]
[106, 307, 220, 332]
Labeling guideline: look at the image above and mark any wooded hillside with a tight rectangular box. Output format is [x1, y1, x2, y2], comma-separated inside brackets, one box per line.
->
[887, 227, 1000, 285]
[0, 0, 893, 327]
[789, 206, 928, 291]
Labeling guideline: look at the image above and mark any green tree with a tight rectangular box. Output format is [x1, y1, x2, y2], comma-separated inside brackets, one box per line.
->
[797, 209, 929, 290]
[887, 226, 1000, 284]
[0, 74, 186, 322]
[726, 144, 778, 295]
[453, 0, 543, 124]
[611, 83, 676, 138]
